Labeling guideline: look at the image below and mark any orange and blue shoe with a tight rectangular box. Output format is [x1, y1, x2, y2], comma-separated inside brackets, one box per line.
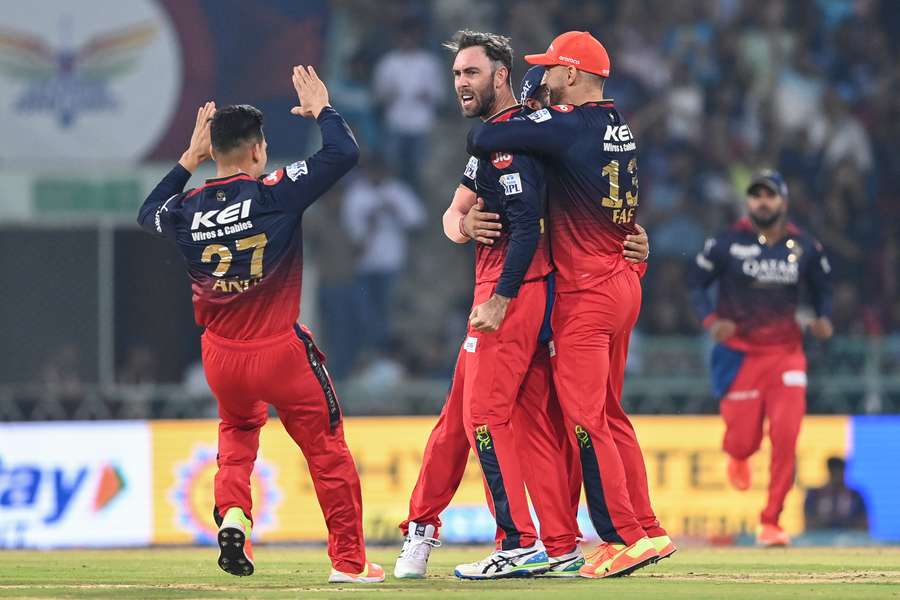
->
[217, 507, 254, 576]
[328, 561, 386, 583]
[579, 537, 659, 578]
[727, 457, 751, 491]
[649, 534, 678, 561]
[757, 524, 790, 547]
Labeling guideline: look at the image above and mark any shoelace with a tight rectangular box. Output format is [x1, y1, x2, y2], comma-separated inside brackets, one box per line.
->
[585, 542, 616, 564]
[400, 536, 441, 560]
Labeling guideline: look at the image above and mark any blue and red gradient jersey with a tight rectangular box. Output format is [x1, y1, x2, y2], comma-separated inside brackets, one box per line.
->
[468, 101, 642, 292]
[137, 107, 359, 340]
[459, 106, 551, 298]
[687, 218, 834, 353]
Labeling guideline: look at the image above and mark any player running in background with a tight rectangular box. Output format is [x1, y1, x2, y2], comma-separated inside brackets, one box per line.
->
[468, 31, 673, 578]
[136, 67, 384, 584]
[687, 170, 833, 547]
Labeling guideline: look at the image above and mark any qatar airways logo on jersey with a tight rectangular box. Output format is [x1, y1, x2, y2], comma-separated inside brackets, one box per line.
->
[742, 258, 799, 284]
[190, 199, 252, 230]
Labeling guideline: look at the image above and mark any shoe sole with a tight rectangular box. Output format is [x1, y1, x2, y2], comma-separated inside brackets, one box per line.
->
[454, 565, 550, 580]
[217, 526, 254, 576]
[604, 553, 658, 578]
[328, 576, 385, 583]
[653, 545, 678, 563]
[393, 571, 425, 579]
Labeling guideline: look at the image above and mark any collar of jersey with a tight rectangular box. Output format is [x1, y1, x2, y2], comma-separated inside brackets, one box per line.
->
[485, 104, 521, 123]
[186, 173, 256, 198]
[204, 172, 255, 184]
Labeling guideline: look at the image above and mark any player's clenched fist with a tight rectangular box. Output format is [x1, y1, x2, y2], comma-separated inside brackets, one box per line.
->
[291, 65, 330, 119]
[469, 294, 510, 333]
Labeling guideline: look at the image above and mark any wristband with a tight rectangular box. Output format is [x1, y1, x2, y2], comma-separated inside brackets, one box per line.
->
[459, 216, 470, 239]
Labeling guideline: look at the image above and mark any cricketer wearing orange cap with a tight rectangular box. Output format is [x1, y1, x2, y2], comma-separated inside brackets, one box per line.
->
[523, 30, 611, 77]
[467, 31, 675, 578]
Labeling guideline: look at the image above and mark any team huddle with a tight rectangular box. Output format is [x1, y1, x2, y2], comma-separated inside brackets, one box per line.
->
[138, 28, 833, 584]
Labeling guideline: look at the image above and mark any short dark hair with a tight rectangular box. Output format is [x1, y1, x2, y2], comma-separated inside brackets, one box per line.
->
[211, 105, 264, 154]
[443, 29, 513, 74]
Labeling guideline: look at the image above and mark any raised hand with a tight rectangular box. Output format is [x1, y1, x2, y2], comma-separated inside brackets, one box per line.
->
[290, 66, 330, 119]
[179, 101, 216, 172]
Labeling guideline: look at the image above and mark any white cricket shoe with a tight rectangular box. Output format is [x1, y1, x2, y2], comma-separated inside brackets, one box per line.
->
[394, 521, 442, 579]
[542, 546, 585, 577]
[454, 542, 550, 579]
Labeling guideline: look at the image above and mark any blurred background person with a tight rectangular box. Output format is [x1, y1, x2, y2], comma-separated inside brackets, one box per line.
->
[342, 156, 426, 359]
[804, 456, 868, 533]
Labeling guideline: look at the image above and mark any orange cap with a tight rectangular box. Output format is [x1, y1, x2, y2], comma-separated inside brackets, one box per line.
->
[525, 31, 611, 77]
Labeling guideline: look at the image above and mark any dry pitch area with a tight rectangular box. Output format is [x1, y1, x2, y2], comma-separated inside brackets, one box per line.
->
[1, 546, 899, 599]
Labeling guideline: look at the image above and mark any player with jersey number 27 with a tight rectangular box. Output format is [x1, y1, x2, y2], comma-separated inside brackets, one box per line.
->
[136, 66, 384, 584]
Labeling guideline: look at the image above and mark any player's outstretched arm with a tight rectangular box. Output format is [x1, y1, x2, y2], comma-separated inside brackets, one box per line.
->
[137, 101, 215, 236]
[466, 109, 573, 159]
[686, 236, 735, 340]
[268, 66, 359, 213]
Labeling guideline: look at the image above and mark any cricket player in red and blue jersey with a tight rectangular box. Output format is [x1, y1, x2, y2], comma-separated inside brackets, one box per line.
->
[687, 170, 833, 546]
[396, 32, 578, 580]
[136, 67, 384, 584]
[468, 31, 673, 577]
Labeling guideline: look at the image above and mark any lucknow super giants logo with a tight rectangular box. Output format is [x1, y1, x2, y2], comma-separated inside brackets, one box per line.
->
[0, 20, 158, 127]
[0, 1, 182, 162]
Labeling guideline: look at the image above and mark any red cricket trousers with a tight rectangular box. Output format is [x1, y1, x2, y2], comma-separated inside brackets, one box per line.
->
[401, 280, 580, 556]
[719, 349, 807, 526]
[551, 268, 665, 545]
[202, 324, 367, 574]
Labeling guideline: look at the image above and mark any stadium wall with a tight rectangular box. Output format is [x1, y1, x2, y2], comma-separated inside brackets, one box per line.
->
[1, 417, 897, 548]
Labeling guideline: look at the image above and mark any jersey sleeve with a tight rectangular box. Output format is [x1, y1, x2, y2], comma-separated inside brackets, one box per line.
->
[260, 107, 360, 213]
[460, 156, 479, 192]
[494, 156, 545, 298]
[686, 235, 729, 324]
[467, 108, 578, 159]
[136, 163, 192, 238]
[805, 239, 833, 318]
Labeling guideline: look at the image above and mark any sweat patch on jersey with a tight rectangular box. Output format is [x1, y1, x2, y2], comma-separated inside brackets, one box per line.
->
[499, 172, 523, 196]
[464, 156, 479, 180]
[286, 160, 308, 181]
[526, 108, 551, 123]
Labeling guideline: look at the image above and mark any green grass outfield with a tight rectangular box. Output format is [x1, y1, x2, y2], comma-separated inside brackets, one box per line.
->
[1, 546, 899, 599]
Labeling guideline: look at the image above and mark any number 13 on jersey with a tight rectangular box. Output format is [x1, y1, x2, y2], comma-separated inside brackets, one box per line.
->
[600, 158, 638, 224]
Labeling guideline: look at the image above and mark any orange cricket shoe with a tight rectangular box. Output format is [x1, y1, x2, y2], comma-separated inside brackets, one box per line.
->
[757, 524, 790, 547]
[328, 561, 386, 583]
[579, 537, 659, 578]
[727, 457, 751, 491]
[649, 534, 678, 561]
